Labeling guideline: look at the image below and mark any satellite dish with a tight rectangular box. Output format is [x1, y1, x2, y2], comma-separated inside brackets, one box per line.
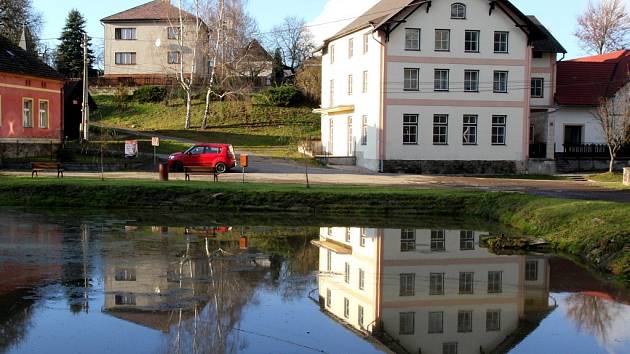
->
[155, 39, 161, 47]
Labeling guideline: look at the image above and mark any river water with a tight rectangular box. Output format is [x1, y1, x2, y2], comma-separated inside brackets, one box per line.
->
[0, 209, 628, 354]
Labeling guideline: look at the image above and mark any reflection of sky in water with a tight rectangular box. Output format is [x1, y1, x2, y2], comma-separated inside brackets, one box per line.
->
[510, 293, 630, 354]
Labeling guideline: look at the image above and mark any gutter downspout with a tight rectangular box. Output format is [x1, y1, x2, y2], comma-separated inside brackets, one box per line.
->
[373, 27, 386, 173]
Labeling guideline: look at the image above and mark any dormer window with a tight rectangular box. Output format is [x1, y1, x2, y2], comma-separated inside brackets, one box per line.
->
[451, 3, 466, 19]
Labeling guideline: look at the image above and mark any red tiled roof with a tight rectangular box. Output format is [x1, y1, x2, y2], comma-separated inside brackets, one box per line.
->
[101, 0, 195, 22]
[556, 50, 630, 106]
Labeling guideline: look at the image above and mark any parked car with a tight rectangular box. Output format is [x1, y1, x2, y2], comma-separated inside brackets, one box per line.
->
[168, 143, 236, 173]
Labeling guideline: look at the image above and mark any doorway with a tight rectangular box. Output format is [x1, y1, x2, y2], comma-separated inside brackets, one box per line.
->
[564, 125, 583, 146]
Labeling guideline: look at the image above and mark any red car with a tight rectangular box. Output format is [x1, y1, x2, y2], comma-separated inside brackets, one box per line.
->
[168, 143, 236, 173]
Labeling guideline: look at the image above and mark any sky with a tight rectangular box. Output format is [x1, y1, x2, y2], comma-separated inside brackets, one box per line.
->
[31, 0, 630, 60]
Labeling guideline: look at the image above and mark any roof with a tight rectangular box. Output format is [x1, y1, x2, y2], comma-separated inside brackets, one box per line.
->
[556, 50, 630, 106]
[0, 35, 64, 80]
[324, 0, 562, 50]
[101, 0, 196, 23]
[241, 40, 272, 61]
[528, 16, 566, 53]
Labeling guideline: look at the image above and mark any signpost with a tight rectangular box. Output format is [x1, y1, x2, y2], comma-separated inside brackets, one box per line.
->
[124, 140, 138, 158]
[151, 137, 160, 169]
[240, 154, 249, 183]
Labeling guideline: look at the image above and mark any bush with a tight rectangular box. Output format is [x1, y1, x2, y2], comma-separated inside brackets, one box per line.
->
[252, 85, 302, 107]
[133, 86, 167, 103]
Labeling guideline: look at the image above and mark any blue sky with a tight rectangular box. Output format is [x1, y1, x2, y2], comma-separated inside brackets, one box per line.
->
[31, 0, 626, 59]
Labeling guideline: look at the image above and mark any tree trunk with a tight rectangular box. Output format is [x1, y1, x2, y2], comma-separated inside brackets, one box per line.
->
[202, 88, 212, 129]
[184, 91, 192, 129]
[609, 150, 615, 173]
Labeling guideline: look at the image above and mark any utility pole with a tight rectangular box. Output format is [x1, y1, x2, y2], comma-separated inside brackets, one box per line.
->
[81, 32, 90, 141]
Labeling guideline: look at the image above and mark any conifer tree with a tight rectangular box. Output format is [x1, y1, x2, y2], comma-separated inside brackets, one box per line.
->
[272, 48, 284, 86]
[55, 9, 94, 78]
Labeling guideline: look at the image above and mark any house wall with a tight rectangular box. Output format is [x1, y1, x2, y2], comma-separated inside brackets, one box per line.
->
[548, 106, 606, 152]
[530, 53, 556, 108]
[103, 21, 208, 80]
[0, 73, 64, 150]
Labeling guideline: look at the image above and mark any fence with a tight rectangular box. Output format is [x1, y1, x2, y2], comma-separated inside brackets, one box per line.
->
[562, 143, 630, 158]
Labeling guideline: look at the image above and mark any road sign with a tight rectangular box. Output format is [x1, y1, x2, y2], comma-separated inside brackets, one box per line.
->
[125, 140, 138, 158]
[152, 137, 160, 147]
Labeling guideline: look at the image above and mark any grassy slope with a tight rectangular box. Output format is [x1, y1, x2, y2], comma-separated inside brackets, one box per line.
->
[91, 96, 320, 158]
[0, 176, 628, 279]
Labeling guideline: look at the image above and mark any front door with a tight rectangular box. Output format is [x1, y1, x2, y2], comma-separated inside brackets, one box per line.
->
[564, 125, 583, 146]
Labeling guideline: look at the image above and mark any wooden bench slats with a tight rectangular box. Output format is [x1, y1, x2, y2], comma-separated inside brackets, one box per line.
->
[31, 162, 64, 178]
[183, 166, 218, 182]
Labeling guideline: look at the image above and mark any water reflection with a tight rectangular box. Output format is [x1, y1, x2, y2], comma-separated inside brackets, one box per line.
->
[313, 227, 555, 354]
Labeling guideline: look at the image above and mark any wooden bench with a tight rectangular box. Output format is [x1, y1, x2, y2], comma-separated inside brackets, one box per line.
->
[31, 162, 64, 178]
[183, 166, 218, 182]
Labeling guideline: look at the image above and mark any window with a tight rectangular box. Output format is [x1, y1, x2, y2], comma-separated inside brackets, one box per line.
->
[458, 311, 473, 333]
[486, 310, 501, 331]
[328, 227, 333, 236]
[459, 272, 474, 294]
[488, 271, 503, 293]
[464, 70, 479, 92]
[403, 114, 419, 145]
[348, 38, 354, 58]
[344, 262, 350, 283]
[39, 100, 49, 129]
[359, 268, 365, 290]
[428, 312, 444, 334]
[358, 305, 365, 328]
[405, 28, 421, 51]
[531, 78, 544, 98]
[443, 343, 458, 354]
[462, 115, 478, 145]
[23, 98, 33, 128]
[451, 3, 466, 19]
[492, 115, 507, 145]
[434, 69, 449, 91]
[347, 75, 353, 95]
[526, 260, 538, 281]
[362, 71, 368, 93]
[460, 230, 475, 250]
[399, 273, 415, 296]
[344, 297, 350, 318]
[363, 33, 369, 54]
[465, 30, 479, 52]
[430, 273, 445, 295]
[167, 51, 181, 64]
[399, 312, 415, 335]
[401, 228, 416, 252]
[326, 288, 332, 308]
[433, 115, 448, 145]
[345, 227, 351, 242]
[115, 294, 136, 305]
[167, 27, 180, 40]
[115, 268, 137, 281]
[435, 29, 450, 51]
[347, 116, 354, 155]
[329, 80, 335, 107]
[330, 45, 335, 64]
[404, 68, 419, 91]
[494, 31, 509, 53]
[327, 250, 332, 271]
[115, 28, 136, 40]
[361, 115, 368, 145]
[431, 229, 446, 251]
[115, 52, 136, 65]
[360, 228, 367, 246]
[493, 71, 508, 93]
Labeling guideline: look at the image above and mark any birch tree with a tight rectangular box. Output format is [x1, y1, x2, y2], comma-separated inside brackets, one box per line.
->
[593, 84, 630, 172]
[575, 0, 630, 54]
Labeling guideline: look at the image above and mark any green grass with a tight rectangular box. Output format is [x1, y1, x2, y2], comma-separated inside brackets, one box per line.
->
[0, 175, 628, 280]
[467, 174, 568, 181]
[590, 172, 623, 183]
[91, 95, 320, 158]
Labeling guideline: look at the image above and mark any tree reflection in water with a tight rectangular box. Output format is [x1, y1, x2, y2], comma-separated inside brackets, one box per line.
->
[565, 293, 620, 342]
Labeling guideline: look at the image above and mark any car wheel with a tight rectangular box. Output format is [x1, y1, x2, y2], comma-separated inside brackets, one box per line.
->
[172, 162, 184, 172]
[215, 162, 227, 174]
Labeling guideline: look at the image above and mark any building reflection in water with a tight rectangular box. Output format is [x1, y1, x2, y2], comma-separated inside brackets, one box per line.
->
[313, 227, 553, 354]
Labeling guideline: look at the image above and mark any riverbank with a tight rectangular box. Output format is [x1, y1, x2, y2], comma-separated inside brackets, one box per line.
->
[0, 176, 628, 280]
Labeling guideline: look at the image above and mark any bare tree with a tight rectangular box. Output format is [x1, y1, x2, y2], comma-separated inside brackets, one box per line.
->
[593, 84, 630, 172]
[200, 0, 259, 129]
[575, 0, 630, 55]
[268, 16, 315, 71]
[295, 56, 321, 105]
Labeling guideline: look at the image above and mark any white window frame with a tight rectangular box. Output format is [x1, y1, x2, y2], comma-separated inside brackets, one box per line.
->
[401, 228, 416, 251]
[465, 30, 480, 52]
[326, 288, 332, 308]
[443, 343, 458, 354]
[493, 71, 508, 93]
[494, 31, 509, 53]
[434, 69, 450, 91]
[363, 33, 369, 54]
[361, 115, 368, 145]
[167, 27, 180, 40]
[359, 268, 365, 290]
[399, 273, 415, 296]
[433, 115, 449, 145]
[531, 77, 544, 98]
[405, 28, 421, 51]
[347, 116, 353, 156]
[459, 272, 474, 294]
[457, 311, 473, 333]
[403, 114, 419, 145]
[115, 28, 136, 40]
[428, 311, 444, 334]
[115, 52, 136, 65]
[451, 3, 467, 19]
[463, 115, 478, 145]
[358, 305, 365, 328]
[404, 68, 420, 91]
[344, 297, 350, 318]
[329, 80, 335, 107]
[330, 45, 335, 64]
[486, 310, 501, 331]
[434, 29, 450, 51]
[22, 97, 33, 128]
[344, 262, 350, 283]
[464, 70, 479, 92]
[526, 260, 539, 281]
[347, 74, 353, 95]
[460, 230, 475, 250]
[430, 273, 445, 295]
[167, 51, 181, 64]
[362, 71, 368, 93]
[39, 99, 49, 129]
[492, 115, 507, 145]
[399, 312, 415, 335]
[348, 38, 354, 58]
[488, 271, 503, 293]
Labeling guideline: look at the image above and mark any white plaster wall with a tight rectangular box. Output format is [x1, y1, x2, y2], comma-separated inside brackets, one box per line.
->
[549, 107, 606, 152]
[385, 105, 525, 160]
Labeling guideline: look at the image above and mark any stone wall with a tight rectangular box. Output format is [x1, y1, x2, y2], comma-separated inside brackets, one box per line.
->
[0, 142, 60, 162]
[382, 160, 525, 175]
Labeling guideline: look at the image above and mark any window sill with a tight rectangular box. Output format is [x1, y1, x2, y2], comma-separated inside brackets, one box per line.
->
[403, 143, 418, 145]
[464, 90, 479, 93]
[465, 50, 480, 53]
[433, 143, 448, 146]
[434, 89, 450, 92]
[404, 48, 421, 52]
[403, 89, 420, 92]
[463, 143, 478, 146]
[491, 144, 507, 146]
[435, 49, 451, 52]
[493, 91, 508, 94]
[494, 51, 509, 54]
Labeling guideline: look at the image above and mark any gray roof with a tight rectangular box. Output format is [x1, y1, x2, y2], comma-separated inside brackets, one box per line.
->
[528, 16, 567, 53]
[0, 35, 64, 80]
[330, 0, 412, 41]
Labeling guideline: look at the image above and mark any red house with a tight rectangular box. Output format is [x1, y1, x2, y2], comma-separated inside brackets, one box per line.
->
[0, 35, 64, 158]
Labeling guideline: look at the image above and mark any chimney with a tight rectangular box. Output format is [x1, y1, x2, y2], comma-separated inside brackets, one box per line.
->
[19, 25, 28, 51]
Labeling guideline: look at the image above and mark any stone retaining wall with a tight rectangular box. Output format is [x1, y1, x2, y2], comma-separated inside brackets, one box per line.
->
[382, 160, 525, 175]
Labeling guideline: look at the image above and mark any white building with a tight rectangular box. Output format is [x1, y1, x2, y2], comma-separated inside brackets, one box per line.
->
[312, 227, 552, 354]
[318, 0, 564, 173]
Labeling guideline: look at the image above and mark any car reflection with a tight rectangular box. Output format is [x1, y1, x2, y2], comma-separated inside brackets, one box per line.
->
[313, 227, 554, 354]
